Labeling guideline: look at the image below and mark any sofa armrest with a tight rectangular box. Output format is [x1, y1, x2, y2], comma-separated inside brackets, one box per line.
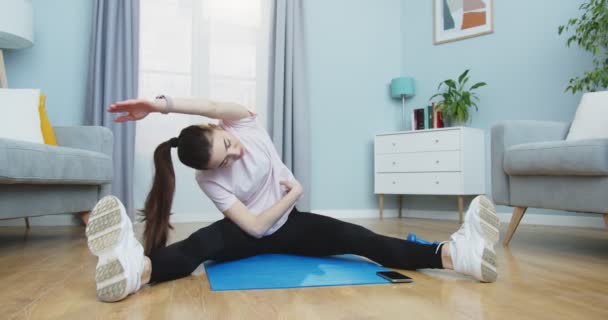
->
[53, 126, 113, 157]
[491, 121, 570, 205]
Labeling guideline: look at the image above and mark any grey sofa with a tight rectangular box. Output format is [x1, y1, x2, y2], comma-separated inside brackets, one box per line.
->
[491, 120, 608, 246]
[0, 126, 113, 224]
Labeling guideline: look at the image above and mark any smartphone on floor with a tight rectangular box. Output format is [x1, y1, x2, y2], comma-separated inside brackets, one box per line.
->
[376, 271, 413, 283]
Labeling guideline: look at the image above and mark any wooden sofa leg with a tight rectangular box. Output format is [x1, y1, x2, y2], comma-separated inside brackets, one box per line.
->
[503, 207, 527, 246]
[24, 217, 30, 229]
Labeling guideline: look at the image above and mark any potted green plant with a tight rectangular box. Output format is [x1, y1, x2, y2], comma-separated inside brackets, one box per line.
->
[558, 0, 608, 94]
[429, 69, 486, 127]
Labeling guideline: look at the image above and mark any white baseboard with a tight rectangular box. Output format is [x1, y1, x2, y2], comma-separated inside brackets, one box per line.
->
[312, 208, 606, 229]
[2, 209, 603, 229]
[169, 212, 224, 224]
[0, 214, 79, 227]
[167, 208, 605, 229]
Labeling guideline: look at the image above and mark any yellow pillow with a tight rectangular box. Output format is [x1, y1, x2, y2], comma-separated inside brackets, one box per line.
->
[38, 94, 58, 146]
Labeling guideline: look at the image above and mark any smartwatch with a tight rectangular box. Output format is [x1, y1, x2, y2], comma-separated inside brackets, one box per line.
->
[155, 94, 174, 114]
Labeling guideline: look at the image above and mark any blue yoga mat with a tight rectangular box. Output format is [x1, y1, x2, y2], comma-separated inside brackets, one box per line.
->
[204, 254, 391, 291]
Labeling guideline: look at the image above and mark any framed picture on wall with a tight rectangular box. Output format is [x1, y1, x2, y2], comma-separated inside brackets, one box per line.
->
[434, 0, 494, 44]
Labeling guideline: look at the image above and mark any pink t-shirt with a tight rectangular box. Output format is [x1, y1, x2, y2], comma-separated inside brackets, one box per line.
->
[195, 114, 296, 236]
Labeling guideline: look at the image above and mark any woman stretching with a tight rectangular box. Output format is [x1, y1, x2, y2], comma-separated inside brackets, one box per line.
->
[85, 97, 500, 302]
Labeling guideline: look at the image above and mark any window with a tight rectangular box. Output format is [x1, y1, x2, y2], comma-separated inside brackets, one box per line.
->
[135, 0, 271, 216]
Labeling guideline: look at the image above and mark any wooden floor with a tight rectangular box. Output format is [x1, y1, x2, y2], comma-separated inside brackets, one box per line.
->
[0, 217, 607, 320]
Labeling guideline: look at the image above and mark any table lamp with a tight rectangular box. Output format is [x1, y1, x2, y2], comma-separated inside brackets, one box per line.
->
[390, 77, 415, 130]
[0, 0, 34, 88]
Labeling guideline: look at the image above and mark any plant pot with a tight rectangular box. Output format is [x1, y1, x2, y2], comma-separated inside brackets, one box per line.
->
[447, 118, 469, 127]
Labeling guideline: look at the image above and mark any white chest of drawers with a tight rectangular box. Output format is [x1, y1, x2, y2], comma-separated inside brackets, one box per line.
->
[374, 127, 485, 222]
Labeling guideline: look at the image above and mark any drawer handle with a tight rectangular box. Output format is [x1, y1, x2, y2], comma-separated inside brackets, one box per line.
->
[435, 181, 439, 185]
[392, 161, 397, 165]
[392, 181, 396, 185]
[435, 160, 440, 164]
[435, 139, 439, 143]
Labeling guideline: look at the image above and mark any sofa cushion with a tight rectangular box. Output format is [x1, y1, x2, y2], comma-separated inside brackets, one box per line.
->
[0, 138, 112, 184]
[0, 89, 44, 144]
[504, 139, 608, 176]
[566, 91, 608, 141]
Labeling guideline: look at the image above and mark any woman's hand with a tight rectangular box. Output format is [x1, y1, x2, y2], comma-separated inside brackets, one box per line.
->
[107, 99, 163, 123]
[280, 179, 303, 197]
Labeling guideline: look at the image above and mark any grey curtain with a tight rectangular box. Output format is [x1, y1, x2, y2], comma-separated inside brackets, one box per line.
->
[269, 0, 311, 211]
[86, 0, 139, 217]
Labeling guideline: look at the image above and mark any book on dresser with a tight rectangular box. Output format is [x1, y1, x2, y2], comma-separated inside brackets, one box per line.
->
[411, 106, 443, 130]
[411, 108, 424, 130]
[416, 109, 425, 130]
[432, 103, 444, 129]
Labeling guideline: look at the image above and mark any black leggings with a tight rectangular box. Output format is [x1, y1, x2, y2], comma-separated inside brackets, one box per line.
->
[149, 208, 444, 283]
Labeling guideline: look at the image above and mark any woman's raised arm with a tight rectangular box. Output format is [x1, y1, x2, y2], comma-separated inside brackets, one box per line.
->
[108, 97, 250, 123]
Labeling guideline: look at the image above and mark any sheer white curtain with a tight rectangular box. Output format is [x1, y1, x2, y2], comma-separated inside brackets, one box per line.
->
[136, 0, 271, 219]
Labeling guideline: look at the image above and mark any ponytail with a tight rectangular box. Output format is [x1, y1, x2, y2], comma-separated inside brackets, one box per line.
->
[142, 140, 175, 256]
[141, 125, 215, 256]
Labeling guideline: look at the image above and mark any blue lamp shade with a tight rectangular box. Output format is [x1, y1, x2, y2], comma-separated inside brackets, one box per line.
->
[390, 77, 415, 99]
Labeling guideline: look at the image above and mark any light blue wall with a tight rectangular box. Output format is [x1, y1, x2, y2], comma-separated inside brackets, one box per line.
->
[4, 0, 93, 126]
[2, 0, 597, 219]
[305, 0, 403, 210]
[398, 0, 595, 216]
[306, 0, 595, 214]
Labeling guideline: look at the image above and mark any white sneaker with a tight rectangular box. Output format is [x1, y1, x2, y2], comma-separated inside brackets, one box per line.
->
[449, 195, 499, 282]
[86, 195, 145, 302]
[463, 195, 500, 244]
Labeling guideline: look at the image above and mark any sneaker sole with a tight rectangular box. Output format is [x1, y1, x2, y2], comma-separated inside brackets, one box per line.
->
[477, 196, 500, 245]
[481, 247, 498, 283]
[472, 196, 499, 283]
[86, 196, 129, 302]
